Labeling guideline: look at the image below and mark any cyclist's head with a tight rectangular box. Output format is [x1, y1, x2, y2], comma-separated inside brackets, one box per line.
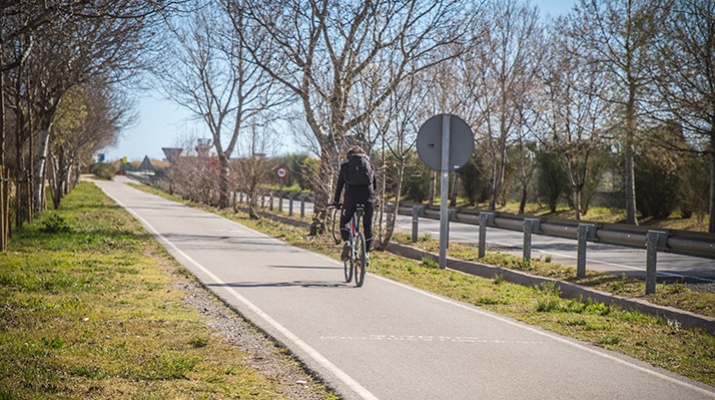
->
[347, 146, 366, 158]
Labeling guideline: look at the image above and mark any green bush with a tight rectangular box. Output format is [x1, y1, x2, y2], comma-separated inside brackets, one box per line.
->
[90, 162, 115, 180]
[635, 151, 680, 219]
[535, 150, 569, 213]
[41, 214, 72, 233]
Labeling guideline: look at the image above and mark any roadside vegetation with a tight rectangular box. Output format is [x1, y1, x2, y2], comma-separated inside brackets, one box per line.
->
[391, 233, 715, 318]
[133, 183, 715, 386]
[0, 182, 336, 399]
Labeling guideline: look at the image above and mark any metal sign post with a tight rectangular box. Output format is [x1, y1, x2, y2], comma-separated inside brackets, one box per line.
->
[417, 114, 474, 269]
[439, 115, 451, 269]
[276, 167, 288, 212]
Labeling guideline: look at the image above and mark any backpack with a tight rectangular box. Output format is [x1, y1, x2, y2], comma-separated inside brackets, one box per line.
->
[346, 154, 374, 187]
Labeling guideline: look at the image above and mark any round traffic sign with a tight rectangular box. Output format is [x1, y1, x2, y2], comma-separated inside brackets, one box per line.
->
[417, 114, 474, 172]
[276, 166, 288, 179]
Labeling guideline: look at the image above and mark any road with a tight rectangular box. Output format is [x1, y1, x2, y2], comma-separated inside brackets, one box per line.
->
[262, 194, 715, 283]
[97, 178, 715, 399]
[393, 214, 715, 283]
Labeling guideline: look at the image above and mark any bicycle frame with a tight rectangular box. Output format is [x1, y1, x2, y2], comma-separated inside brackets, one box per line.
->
[343, 205, 367, 287]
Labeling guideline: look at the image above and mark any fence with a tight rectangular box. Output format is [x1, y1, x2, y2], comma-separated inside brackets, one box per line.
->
[402, 205, 715, 294]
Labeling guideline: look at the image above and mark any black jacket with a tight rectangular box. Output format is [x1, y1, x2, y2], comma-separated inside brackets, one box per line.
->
[334, 160, 376, 205]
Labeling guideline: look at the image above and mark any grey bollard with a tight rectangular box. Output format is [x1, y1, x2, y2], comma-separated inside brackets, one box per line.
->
[269, 192, 274, 211]
[646, 231, 667, 295]
[478, 212, 494, 258]
[300, 195, 307, 218]
[411, 206, 421, 243]
[522, 218, 540, 264]
[278, 192, 284, 212]
[289, 193, 296, 216]
[576, 224, 595, 278]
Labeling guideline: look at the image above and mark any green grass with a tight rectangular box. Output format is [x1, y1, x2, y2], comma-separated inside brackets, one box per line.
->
[134, 183, 715, 386]
[0, 182, 335, 399]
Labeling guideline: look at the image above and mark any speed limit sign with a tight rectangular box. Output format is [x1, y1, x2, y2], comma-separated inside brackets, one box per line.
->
[276, 166, 288, 179]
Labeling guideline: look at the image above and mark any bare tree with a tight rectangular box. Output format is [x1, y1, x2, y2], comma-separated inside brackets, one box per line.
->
[159, 0, 280, 209]
[534, 22, 613, 220]
[652, 0, 715, 232]
[236, 0, 480, 234]
[27, 1, 168, 213]
[571, 0, 670, 225]
[465, 0, 543, 211]
[367, 71, 426, 250]
[0, 0, 177, 251]
[49, 80, 130, 208]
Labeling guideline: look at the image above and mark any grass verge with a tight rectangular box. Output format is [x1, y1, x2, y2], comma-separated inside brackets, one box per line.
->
[0, 182, 335, 399]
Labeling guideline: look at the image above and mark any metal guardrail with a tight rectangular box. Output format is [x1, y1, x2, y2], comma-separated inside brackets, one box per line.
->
[401, 205, 715, 260]
[232, 191, 715, 261]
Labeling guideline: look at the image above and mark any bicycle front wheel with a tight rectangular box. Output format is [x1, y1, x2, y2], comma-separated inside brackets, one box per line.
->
[354, 232, 367, 287]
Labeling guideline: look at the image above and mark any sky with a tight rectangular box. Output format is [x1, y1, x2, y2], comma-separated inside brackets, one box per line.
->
[101, 0, 576, 163]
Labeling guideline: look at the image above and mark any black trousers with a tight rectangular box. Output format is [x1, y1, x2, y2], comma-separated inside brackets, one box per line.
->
[340, 200, 374, 252]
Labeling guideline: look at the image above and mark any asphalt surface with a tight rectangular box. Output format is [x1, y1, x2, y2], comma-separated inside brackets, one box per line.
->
[97, 178, 715, 400]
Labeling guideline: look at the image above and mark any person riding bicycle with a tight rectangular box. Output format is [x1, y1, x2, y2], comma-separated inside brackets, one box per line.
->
[333, 146, 376, 263]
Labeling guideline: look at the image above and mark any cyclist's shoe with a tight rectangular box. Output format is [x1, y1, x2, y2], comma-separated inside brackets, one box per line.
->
[365, 253, 371, 266]
[341, 241, 351, 261]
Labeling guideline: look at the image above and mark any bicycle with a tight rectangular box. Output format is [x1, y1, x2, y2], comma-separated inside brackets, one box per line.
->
[332, 203, 367, 287]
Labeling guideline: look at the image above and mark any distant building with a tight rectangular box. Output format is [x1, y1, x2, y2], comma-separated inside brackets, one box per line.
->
[196, 139, 212, 158]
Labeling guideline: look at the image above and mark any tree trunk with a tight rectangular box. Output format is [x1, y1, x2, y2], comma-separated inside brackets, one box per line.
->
[490, 142, 507, 211]
[218, 153, 230, 209]
[309, 143, 337, 235]
[624, 84, 638, 225]
[428, 170, 436, 206]
[624, 138, 637, 225]
[709, 138, 715, 233]
[34, 128, 51, 213]
[573, 188, 582, 221]
[0, 68, 7, 251]
[51, 150, 66, 209]
[519, 185, 528, 215]
[375, 158, 405, 251]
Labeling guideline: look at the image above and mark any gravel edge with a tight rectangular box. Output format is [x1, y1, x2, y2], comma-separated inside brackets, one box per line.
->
[177, 277, 336, 399]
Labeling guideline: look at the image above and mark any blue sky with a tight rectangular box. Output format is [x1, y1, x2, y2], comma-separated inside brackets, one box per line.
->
[101, 0, 576, 162]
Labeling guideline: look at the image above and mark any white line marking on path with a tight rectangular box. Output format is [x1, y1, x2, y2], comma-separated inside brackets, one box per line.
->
[320, 335, 542, 344]
[103, 190, 381, 400]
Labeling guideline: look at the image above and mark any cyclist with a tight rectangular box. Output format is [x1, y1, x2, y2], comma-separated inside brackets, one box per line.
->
[332, 146, 376, 263]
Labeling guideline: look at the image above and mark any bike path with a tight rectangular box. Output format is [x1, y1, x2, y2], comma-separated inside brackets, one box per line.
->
[96, 178, 715, 400]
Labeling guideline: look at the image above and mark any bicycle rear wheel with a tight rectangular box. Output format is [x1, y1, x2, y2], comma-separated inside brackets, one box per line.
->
[330, 207, 342, 245]
[343, 239, 353, 283]
[354, 232, 367, 287]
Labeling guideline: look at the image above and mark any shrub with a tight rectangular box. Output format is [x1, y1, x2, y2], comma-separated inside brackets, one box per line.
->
[90, 162, 115, 180]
